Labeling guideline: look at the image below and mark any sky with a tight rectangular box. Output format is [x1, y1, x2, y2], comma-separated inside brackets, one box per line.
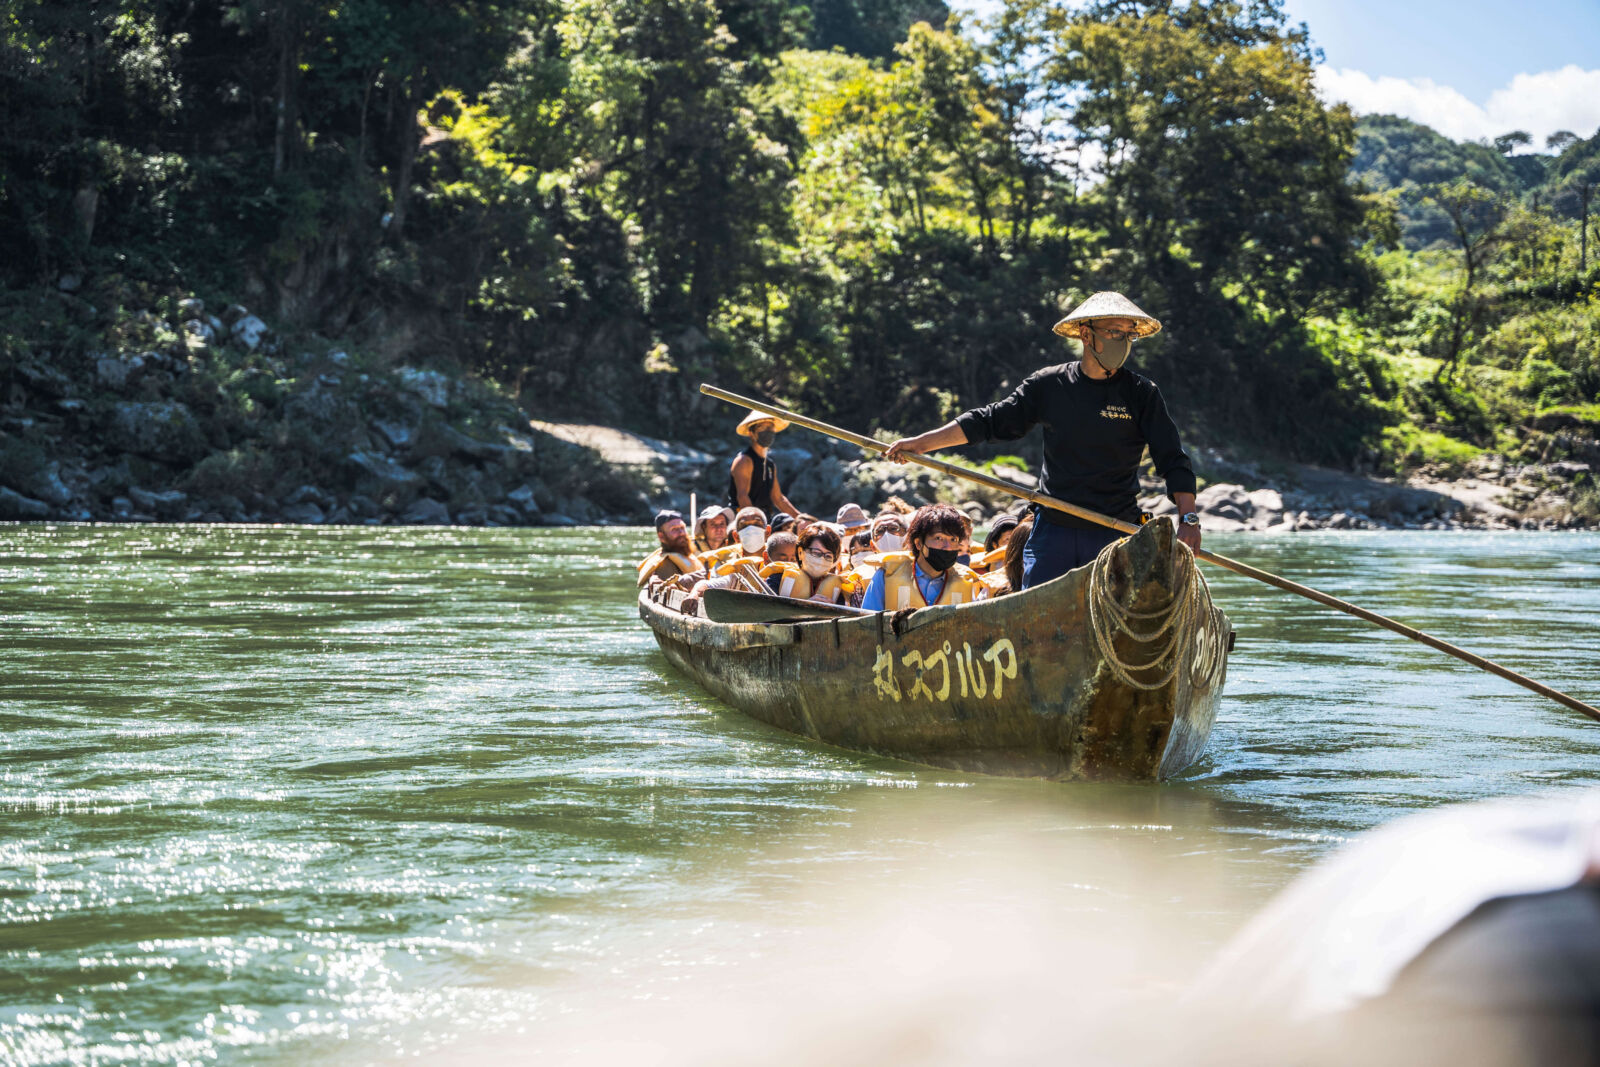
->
[952, 0, 1600, 150]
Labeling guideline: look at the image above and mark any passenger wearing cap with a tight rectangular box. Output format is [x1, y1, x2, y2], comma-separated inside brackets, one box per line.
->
[680, 508, 774, 612]
[727, 412, 799, 518]
[637, 510, 705, 588]
[692, 505, 735, 554]
[883, 291, 1199, 588]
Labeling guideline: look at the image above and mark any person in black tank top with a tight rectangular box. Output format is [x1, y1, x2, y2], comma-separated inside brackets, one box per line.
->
[727, 411, 799, 518]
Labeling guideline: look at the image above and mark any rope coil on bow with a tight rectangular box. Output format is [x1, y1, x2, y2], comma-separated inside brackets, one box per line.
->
[1088, 538, 1228, 692]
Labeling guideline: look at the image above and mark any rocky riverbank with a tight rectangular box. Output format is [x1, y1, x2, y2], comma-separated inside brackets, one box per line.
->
[3, 294, 1596, 529]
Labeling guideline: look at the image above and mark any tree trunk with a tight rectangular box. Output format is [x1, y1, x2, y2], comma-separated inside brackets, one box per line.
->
[390, 96, 420, 238]
[1581, 184, 1592, 275]
[272, 5, 298, 180]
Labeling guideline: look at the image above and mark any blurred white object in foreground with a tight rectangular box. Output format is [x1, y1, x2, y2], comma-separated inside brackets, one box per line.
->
[1197, 787, 1600, 1019]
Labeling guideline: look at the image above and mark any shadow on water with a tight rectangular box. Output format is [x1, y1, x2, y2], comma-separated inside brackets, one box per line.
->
[0, 525, 1597, 1063]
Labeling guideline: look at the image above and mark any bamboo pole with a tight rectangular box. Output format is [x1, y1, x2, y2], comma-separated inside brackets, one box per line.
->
[701, 383, 1600, 724]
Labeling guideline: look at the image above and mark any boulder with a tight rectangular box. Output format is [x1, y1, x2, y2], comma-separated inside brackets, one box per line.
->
[1196, 483, 1251, 514]
[15, 359, 72, 398]
[108, 401, 205, 462]
[13, 461, 74, 506]
[991, 464, 1039, 490]
[346, 451, 422, 495]
[371, 419, 416, 451]
[0, 486, 51, 520]
[1245, 488, 1285, 523]
[184, 318, 216, 345]
[128, 486, 188, 519]
[506, 484, 542, 516]
[97, 355, 133, 390]
[231, 315, 269, 350]
[394, 367, 451, 409]
[399, 497, 451, 525]
[280, 502, 326, 524]
[177, 297, 204, 317]
[284, 485, 330, 508]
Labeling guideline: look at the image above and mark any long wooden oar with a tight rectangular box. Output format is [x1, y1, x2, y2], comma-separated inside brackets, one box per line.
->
[701, 383, 1600, 723]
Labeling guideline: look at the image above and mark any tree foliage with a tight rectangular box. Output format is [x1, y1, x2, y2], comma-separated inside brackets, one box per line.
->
[2, 0, 1595, 472]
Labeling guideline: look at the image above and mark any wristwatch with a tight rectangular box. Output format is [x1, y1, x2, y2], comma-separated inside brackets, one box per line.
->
[1180, 512, 1201, 527]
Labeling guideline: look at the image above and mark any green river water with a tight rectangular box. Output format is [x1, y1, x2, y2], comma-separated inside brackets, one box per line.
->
[3, 525, 1599, 1064]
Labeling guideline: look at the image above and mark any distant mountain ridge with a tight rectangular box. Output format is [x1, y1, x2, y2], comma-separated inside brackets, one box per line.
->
[1352, 114, 1600, 248]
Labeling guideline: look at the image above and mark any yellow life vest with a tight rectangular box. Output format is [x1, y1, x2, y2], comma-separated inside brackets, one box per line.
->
[759, 561, 812, 600]
[812, 569, 870, 604]
[637, 549, 699, 587]
[970, 546, 1009, 574]
[713, 553, 766, 576]
[880, 552, 985, 610]
[698, 544, 745, 570]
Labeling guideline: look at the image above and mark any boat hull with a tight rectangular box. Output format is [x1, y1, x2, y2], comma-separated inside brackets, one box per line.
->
[640, 518, 1230, 781]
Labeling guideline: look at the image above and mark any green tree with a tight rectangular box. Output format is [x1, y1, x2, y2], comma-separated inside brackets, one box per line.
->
[1425, 179, 1506, 381]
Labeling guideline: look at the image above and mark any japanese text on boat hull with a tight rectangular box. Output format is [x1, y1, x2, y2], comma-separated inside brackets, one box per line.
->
[873, 639, 1018, 703]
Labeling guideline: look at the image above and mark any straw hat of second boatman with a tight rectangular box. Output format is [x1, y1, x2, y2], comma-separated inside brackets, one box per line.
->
[737, 409, 790, 436]
[1051, 291, 1162, 340]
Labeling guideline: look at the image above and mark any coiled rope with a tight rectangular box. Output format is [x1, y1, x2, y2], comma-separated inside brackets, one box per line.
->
[1087, 537, 1229, 691]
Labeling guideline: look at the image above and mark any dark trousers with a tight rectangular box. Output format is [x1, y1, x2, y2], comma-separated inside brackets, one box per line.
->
[1020, 519, 1121, 589]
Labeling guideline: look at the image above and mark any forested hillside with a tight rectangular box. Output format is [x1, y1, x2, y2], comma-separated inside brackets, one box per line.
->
[2, 0, 1596, 525]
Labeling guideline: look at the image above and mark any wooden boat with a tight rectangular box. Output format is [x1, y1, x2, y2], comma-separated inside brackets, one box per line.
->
[638, 516, 1233, 781]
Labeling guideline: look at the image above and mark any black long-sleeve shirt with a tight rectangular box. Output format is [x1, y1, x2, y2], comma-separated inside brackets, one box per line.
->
[955, 361, 1197, 528]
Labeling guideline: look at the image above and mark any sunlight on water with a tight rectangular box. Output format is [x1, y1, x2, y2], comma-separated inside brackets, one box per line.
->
[1, 525, 1598, 1063]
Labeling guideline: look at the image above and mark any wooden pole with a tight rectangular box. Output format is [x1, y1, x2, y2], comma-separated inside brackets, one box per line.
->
[700, 383, 1600, 724]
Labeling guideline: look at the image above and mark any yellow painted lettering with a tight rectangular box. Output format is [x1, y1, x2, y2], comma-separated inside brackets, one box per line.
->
[872, 645, 902, 703]
[982, 638, 1018, 700]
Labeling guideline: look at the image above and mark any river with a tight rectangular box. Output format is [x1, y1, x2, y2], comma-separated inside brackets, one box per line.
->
[3, 525, 1599, 1064]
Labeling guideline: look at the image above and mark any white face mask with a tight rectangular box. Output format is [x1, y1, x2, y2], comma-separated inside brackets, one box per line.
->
[875, 533, 903, 554]
[801, 551, 833, 578]
[738, 526, 766, 553]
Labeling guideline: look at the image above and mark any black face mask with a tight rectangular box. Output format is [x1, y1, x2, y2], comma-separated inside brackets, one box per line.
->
[754, 429, 775, 447]
[923, 546, 960, 573]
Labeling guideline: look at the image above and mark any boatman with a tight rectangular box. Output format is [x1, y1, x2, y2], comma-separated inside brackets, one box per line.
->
[728, 412, 800, 519]
[885, 292, 1200, 589]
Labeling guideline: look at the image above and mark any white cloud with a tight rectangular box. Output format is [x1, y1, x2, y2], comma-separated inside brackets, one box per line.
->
[1316, 64, 1600, 150]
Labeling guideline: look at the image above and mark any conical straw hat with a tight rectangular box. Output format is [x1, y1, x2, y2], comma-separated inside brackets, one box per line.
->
[1051, 291, 1162, 339]
[737, 409, 790, 435]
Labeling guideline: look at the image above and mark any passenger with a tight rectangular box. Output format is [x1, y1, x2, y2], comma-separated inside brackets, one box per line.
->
[996, 518, 1034, 596]
[879, 496, 915, 517]
[637, 510, 704, 588]
[728, 412, 800, 518]
[769, 512, 796, 536]
[841, 531, 877, 606]
[956, 510, 976, 565]
[796, 527, 846, 603]
[680, 510, 773, 613]
[986, 514, 1020, 553]
[971, 513, 1020, 574]
[759, 532, 806, 597]
[793, 513, 818, 540]
[869, 514, 907, 557]
[692, 505, 735, 554]
[859, 503, 987, 611]
[835, 503, 871, 543]
[697, 506, 767, 570]
[844, 530, 874, 570]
